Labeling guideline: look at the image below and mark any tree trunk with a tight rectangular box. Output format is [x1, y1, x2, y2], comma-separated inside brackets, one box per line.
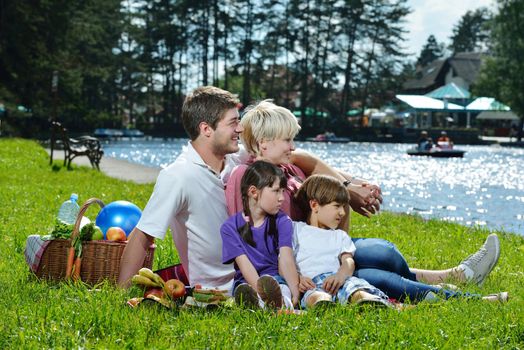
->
[242, 0, 253, 106]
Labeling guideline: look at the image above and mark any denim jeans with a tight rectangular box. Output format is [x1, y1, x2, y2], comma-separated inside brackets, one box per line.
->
[351, 238, 477, 301]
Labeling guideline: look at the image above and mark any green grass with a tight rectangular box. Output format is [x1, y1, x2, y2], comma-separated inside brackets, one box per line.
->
[1, 138, 523, 349]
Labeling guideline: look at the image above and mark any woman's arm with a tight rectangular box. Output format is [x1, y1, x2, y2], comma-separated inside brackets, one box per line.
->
[235, 254, 260, 290]
[291, 149, 382, 218]
[278, 247, 300, 306]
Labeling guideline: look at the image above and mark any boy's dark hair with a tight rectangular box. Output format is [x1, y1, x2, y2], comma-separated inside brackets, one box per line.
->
[181, 86, 240, 140]
[294, 175, 350, 217]
[238, 161, 287, 252]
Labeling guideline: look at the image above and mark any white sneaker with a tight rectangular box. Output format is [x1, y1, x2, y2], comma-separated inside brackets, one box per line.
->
[483, 291, 509, 303]
[458, 234, 500, 286]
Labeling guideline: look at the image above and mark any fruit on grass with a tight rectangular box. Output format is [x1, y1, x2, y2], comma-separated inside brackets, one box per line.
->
[106, 227, 126, 241]
[138, 268, 165, 287]
[91, 226, 104, 240]
[144, 287, 165, 299]
[164, 279, 186, 299]
[132, 275, 160, 288]
[192, 288, 228, 303]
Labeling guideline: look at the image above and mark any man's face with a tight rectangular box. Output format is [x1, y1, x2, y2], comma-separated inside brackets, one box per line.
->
[210, 108, 243, 156]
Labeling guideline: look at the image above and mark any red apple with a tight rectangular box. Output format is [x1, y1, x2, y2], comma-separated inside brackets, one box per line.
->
[164, 279, 186, 299]
[106, 226, 126, 241]
[144, 287, 165, 299]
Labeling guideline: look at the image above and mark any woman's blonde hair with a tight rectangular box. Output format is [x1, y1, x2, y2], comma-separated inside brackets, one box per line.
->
[240, 100, 301, 156]
[295, 175, 350, 217]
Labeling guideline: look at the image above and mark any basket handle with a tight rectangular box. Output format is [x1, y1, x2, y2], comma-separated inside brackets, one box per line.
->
[66, 198, 105, 281]
[70, 198, 105, 244]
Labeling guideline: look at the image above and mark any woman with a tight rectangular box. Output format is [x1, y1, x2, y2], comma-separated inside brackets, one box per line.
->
[225, 100, 501, 301]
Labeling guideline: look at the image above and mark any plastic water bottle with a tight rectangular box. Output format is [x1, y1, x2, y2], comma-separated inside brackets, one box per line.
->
[57, 193, 80, 225]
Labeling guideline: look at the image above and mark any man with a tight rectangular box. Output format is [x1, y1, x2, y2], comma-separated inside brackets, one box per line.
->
[118, 86, 382, 289]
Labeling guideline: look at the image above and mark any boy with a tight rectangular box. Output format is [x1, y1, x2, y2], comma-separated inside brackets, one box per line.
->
[293, 175, 391, 308]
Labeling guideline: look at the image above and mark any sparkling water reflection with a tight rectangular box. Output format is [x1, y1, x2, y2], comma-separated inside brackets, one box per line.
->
[104, 139, 524, 235]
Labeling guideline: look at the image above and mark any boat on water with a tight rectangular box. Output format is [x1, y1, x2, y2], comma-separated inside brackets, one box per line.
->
[407, 148, 466, 158]
[306, 132, 351, 143]
[306, 137, 351, 143]
[94, 128, 145, 139]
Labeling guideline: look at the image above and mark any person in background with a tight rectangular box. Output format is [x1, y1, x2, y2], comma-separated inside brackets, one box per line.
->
[417, 130, 433, 151]
[437, 131, 453, 149]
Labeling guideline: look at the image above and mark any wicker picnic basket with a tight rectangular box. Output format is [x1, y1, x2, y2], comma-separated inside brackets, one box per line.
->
[35, 198, 155, 285]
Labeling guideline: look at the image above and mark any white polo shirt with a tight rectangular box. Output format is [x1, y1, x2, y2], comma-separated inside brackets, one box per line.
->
[136, 142, 247, 291]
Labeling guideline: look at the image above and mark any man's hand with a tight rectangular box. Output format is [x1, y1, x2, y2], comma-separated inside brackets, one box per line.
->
[348, 183, 383, 218]
[322, 273, 346, 295]
[298, 275, 315, 293]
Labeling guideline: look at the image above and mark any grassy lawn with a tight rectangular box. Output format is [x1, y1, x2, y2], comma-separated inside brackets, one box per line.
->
[1, 138, 523, 348]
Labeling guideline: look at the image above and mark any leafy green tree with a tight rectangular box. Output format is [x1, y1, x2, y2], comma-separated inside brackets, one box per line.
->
[449, 7, 492, 54]
[416, 35, 444, 67]
[474, 0, 524, 141]
[358, 0, 409, 116]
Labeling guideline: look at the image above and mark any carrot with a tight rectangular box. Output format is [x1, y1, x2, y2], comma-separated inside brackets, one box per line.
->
[72, 257, 82, 281]
[65, 246, 75, 279]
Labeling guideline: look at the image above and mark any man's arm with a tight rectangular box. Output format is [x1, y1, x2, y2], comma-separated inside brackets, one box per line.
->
[291, 149, 382, 218]
[118, 227, 155, 288]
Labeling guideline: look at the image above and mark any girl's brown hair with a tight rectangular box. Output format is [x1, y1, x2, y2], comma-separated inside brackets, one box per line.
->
[238, 161, 287, 250]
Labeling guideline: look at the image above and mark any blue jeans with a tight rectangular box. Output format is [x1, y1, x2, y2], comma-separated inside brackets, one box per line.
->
[352, 238, 477, 301]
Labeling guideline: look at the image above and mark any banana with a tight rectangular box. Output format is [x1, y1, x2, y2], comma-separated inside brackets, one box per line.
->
[138, 268, 165, 287]
[132, 274, 161, 288]
[138, 268, 157, 280]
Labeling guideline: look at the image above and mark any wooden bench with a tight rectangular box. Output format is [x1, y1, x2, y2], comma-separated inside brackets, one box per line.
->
[49, 121, 104, 170]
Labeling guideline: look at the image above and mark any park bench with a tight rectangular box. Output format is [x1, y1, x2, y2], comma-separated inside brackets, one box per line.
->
[49, 121, 103, 170]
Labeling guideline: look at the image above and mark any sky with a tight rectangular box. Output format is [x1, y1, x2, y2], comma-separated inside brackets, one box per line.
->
[404, 0, 496, 57]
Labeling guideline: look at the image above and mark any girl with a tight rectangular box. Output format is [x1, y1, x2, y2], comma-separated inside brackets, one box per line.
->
[220, 161, 299, 309]
[295, 175, 508, 304]
[225, 100, 502, 302]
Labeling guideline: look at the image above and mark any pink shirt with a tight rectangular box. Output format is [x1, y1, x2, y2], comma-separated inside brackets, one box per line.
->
[225, 159, 307, 221]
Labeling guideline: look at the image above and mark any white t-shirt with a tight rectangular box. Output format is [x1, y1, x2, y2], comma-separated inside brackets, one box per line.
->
[136, 142, 247, 291]
[292, 221, 356, 278]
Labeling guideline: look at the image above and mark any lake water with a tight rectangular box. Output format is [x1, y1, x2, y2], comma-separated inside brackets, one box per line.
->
[103, 139, 524, 236]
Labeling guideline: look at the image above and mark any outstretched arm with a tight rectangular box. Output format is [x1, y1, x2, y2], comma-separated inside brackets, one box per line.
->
[291, 149, 382, 217]
[118, 227, 155, 288]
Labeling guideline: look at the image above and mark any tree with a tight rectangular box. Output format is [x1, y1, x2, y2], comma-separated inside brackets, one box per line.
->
[474, 0, 524, 141]
[416, 35, 444, 67]
[449, 7, 492, 54]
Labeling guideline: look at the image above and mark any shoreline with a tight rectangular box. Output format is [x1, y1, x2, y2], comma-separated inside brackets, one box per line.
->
[46, 148, 160, 184]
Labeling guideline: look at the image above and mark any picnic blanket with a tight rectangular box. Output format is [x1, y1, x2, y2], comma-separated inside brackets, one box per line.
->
[24, 235, 52, 272]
